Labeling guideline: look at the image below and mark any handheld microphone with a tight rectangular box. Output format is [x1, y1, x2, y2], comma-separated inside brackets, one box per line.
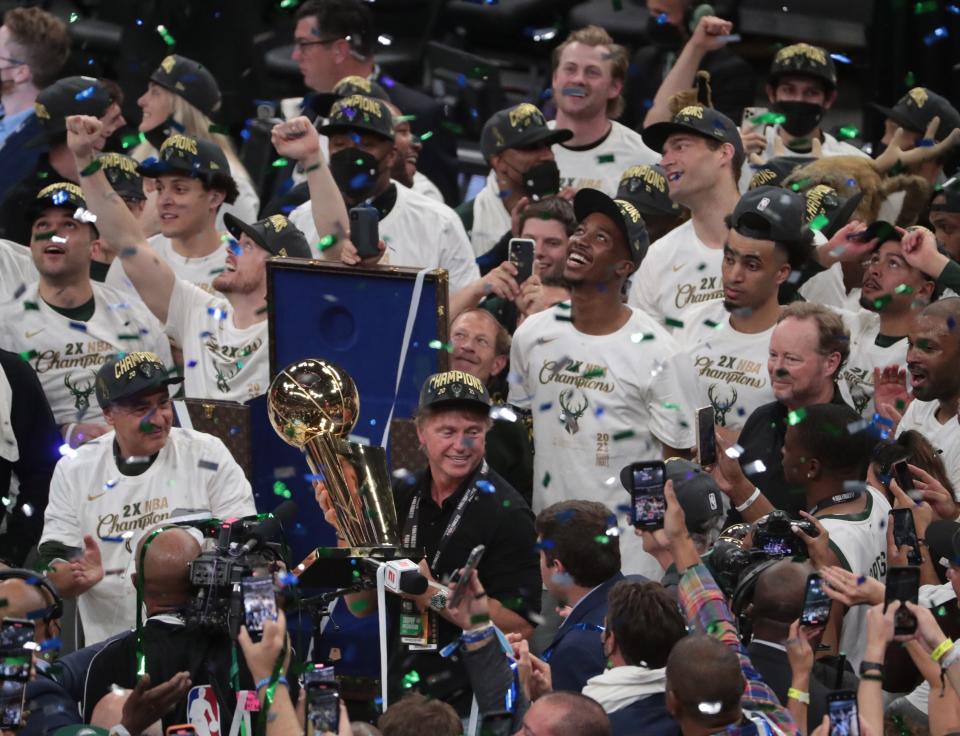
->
[239, 500, 299, 555]
[360, 557, 429, 596]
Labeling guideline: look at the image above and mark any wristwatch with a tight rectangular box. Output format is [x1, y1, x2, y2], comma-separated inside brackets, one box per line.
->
[429, 588, 449, 612]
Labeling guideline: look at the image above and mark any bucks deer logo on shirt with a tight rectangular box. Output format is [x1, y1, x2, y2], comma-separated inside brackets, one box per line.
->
[708, 384, 738, 426]
[214, 361, 241, 393]
[559, 388, 588, 435]
[64, 371, 97, 416]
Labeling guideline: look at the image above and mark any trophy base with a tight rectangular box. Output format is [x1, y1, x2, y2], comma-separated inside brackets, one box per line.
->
[293, 546, 423, 588]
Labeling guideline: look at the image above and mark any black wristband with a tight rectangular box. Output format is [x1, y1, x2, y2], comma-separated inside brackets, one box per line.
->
[859, 660, 884, 676]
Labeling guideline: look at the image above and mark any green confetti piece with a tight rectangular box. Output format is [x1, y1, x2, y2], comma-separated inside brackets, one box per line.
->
[156, 24, 176, 47]
[116, 333, 143, 340]
[271, 157, 289, 168]
[554, 313, 574, 322]
[895, 283, 914, 294]
[69, 12, 80, 23]
[442, 121, 465, 135]
[787, 408, 806, 425]
[838, 126, 859, 140]
[418, 131, 434, 142]
[469, 613, 490, 625]
[208, 124, 230, 135]
[938, 605, 948, 617]
[121, 132, 146, 150]
[502, 500, 511, 507]
[873, 294, 893, 310]
[612, 429, 635, 441]
[789, 178, 813, 192]
[33, 230, 56, 241]
[895, 398, 906, 410]
[280, 0, 300, 7]
[18, 350, 37, 362]
[402, 671, 421, 689]
[596, 154, 615, 164]
[662, 403, 680, 410]
[542, 471, 551, 488]
[914, 0, 937, 12]
[317, 234, 338, 251]
[808, 213, 830, 232]
[428, 339, 453, 352]
[905, 70, 916, 87]
[751, 112, 786, 126]
[704, 319, 722, 329]
[631, 332, 655, 343]
[556, 302, 571, 309]
[664, 317, 684, 328]
[583, 367, 605, 379]
[273, 480, 291, 498]
[23, 301, 38, 311]
[594, 534, 610, 544]
[394, 114, 417, 123]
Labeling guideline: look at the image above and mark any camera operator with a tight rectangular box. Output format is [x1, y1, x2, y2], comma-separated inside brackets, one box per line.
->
[662, 480, 799, 735]
[317, 370, 540, 716]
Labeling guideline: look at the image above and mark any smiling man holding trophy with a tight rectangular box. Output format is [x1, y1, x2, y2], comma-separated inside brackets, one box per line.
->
[270, 360, 540, 716]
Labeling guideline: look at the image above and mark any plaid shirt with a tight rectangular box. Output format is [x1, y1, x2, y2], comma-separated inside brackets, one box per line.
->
[679, 564, 800, 736]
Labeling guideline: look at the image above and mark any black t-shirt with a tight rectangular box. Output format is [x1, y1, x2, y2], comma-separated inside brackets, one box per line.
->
[734, 386, 851, 519]
[388, 461, 541, 713]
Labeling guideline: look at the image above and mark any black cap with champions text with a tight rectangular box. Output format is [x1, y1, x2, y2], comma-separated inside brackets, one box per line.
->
[418, 370, 491, 413]
[30, 76, 112, 145]
[617, 164, 683, 217]
[98, 152, 145, 201]
[747, 155, 811, 191]
[480, 103, 573, 161]
[317, 94, 395, 141]
[149, 55, 221, 118]
[574, 188, 650, 267]
[801, 184, 863, 240]
[641, 104, 743, 158]
[95, 351, 183, 409]
[223, 213, 312, 259]
[138, 133, 232, 180]
[302, 76, 392, 120]
[28, 181, 87, 223]
[871, 87, 960, 142]
[767, 43, 837, 91]
[729, 186, 807, 242]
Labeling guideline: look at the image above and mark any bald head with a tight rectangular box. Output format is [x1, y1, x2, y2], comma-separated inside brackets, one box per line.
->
[0, 579, 50, 621]
[522, 692, 610, 736]
[134, 527, 201, 609]
[666, 635, 744, 728]
[922, 296, 960, 324]
[752, 560, 811, 640]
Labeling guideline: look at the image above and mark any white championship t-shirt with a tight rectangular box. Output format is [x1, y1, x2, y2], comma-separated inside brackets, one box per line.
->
[164, 278, 269, 402]
[627, 220, 725, 327]
[508, 302, 700, 578]
[896, 399, 960, 497]
[549, 120, 659, 196]
[466, 171, 512, 258]
[290, 182, 480, 294]
[148, 233, 228, 295]
[678, 301, 775, 430]
[798, 263, 862, 312]
[40, 427, 257, 644]
[819, 485, 890, 671]
[0, 282, 171, 426]
[0, 239, 37, 300]
[837, 309, 908, 418]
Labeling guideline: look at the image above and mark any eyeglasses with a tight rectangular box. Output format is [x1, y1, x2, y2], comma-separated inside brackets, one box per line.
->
[293, 37, 341, 52]
[0, 55, 24, 72]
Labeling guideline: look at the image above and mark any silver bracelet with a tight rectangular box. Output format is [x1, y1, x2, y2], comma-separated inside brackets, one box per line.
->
[735, 488, 761, 513]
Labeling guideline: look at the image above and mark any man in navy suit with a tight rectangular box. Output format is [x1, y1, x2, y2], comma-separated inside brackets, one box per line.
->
[536, 500, 632, 693]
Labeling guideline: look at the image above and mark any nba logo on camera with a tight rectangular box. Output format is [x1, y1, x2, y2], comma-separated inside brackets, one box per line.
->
[187, 685, 221, 736]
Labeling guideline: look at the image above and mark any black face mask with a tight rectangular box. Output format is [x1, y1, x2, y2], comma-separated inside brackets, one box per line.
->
[143, 116, 183, 151]
[646, 17, 684, 50]
[329, 147, 381, 202]
[771, 100, 825, 138]
[522, 159, 561, 201]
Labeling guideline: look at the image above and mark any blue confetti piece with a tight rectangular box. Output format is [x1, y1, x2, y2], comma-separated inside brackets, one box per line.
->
[186, 360, 198, 368]
[538, 402, 553, 412]
[68, 321, 87, 332]
[227, 239, 242, 256]
[304, 473, 326, 482]
[923, 27, 948, 45]
[206, 307, 227, 320]
[52, 191, 68, 206]
[349, 173, 371, 190]
[536, 539, 555, 551]
[830, 53, 852, 64]
[279, 572, 299, 586]
[656, 12, 668, 23]
[74, 86, 96, 101]
[39, 637, 62, 652]
[378, 74, 396, 89]
[476, 479, 495, 493]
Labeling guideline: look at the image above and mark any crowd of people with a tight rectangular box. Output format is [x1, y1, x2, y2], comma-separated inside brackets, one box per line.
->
[0, 0, 960, 734]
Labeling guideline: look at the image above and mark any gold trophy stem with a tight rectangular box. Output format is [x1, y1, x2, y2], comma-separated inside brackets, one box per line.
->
[305, 433, 370, 545]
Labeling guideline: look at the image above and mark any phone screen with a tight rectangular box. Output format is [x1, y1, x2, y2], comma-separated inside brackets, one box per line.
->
[827, 692, 859, 736]
[241, 577, 277, 642]
[304, 665, 338, 735]
[0, 620, 33, 683]
[885, 566, 920, 635]
[696, 406, 716, 466]
[891, 509, 923, 566]
[0, 680, 25, 729]
[800, 573, 831, 628]
[632, 463, 666, 529]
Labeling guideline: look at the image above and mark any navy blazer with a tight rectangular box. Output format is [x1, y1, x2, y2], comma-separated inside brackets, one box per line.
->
[545, 572, 646, 693]
[0, 113, 44, 206]
[608, 692, 679, 736]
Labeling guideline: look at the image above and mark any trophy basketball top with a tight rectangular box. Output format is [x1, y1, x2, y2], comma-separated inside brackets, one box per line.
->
[267, 359, 360, 447]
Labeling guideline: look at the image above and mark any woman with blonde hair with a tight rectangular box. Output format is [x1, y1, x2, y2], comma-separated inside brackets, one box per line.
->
[131, 54, 259, 233]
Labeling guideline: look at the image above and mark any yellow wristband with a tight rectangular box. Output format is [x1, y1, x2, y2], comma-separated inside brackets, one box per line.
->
[787, 687, 810, 704]
[932, 639, 954, 662]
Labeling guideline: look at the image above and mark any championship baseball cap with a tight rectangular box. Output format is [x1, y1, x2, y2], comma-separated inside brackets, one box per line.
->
[28, 182, 88, 222]
[223, 213, 312, 259]
[98, 152, 145, 201]
[767, 43, 838, 91]
[924, 519, 960, 569]
[641, 105, 744, 158]
[931, 183, 960, 213]
[729, 186, 807, 242]
[802, 184, 863, 240]
[138, 133, 232, 180]
[872, 87, 960, 142]
[573, 188, 651, 267]
[95, 351, 183, 409]
[747, 155, 811, 191]
[617, 458, 723, 533]
[302, 76, 392, 119]
[480, 103, 573, 161]
[616, 164, 682, 218]
[149, 55, 221, 118]
[30, 76, 113, 145]
[317, 94, 395, 141]
[418, 370, 491, 413]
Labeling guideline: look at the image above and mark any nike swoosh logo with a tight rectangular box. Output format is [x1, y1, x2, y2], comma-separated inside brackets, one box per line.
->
[671, 264, 685, 272]
[87, 493, 105, 501]
[25, 329, 44, 338]
[536, 337, 557, 345]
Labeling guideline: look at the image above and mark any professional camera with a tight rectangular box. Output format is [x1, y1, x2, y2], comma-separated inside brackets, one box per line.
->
[185, 503, 296, 638]
[753, 510, 818, 558]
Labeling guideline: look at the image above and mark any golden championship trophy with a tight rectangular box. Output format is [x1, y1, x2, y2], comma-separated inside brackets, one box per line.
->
[268, 359, 411, 584]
